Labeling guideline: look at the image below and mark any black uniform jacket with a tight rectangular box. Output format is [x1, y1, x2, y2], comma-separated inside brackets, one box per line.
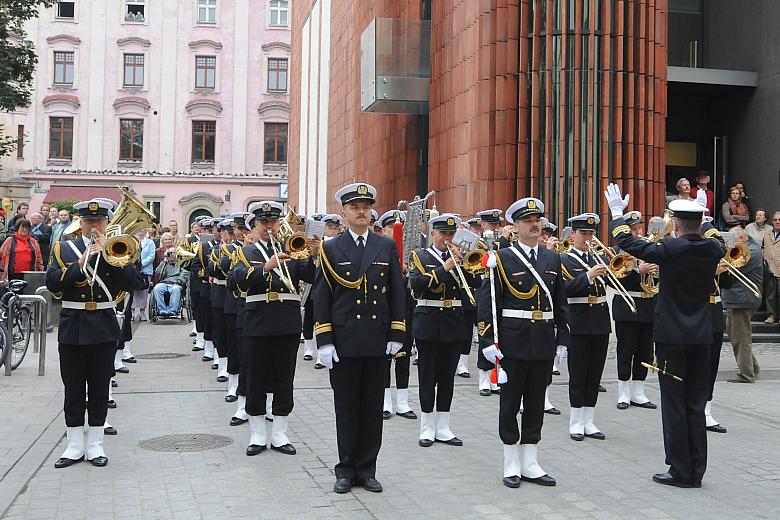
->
[187, 234, 202, 297]
[408, 247, 480, 343]
[47, 238, 144, 345]
[477, 243, 569, 361]
[609, 218, 725, 344]
[221, 240, 243, 314]
[231, 240, 314, 337]
[610, 249, 656, 323]
[207, 241, 227, 309]
[561, 250, 612, 335]
[710, 273, 733, 335]
[313, 231, 406, 357]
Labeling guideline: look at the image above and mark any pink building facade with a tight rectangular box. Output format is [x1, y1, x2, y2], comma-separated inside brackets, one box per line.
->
[0, 0, 291, 228]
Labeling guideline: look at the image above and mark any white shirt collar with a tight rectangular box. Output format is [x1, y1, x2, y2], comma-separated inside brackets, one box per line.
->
[515, 241, 538, 258]
[348, 228, 369, 246]
[81, 235, 90, 248]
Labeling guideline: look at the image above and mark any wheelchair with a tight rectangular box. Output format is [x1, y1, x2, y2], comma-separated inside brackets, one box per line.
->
[148, 280, 192, 324]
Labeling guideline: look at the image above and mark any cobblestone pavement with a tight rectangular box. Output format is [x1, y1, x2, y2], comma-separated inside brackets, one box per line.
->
[1, 319, 779, 520]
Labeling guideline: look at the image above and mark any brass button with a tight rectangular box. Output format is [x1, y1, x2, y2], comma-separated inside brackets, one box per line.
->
[356, 314, 362, 320]
[346, 271, 351, 276]
[373, 300, 377, 304]
[380, 272, 385, 277]
[356, 299, 361, 304]
[439, 308, 443, 312]
[81, 294, 86, 299]
[371, 315, 377, 320]
[373, 285, 378, 290]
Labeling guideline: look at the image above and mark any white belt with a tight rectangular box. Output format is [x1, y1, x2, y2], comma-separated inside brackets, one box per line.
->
[567, 296, 607, 305]
[416, 299, 462, 309]
[626, 291, 654, 299]
[502, 309, 554, 321]
[710, 295, 722, 304]
[212, 279, 227, 286]
[245, 292, 301, 303]
[61, 301, 117, 311]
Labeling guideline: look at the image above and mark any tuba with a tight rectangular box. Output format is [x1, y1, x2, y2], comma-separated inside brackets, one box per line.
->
[175, 245, 196, 268]
[102, 186, 158, 267]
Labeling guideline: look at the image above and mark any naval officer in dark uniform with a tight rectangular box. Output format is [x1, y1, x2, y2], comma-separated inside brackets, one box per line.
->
[187, 217, 205, 351]
[46, 199, 143, 468]
[478, 198, 568, 489]
[221, 213, 248, 402]
[313, 182, 406, 494]
[605, 184, 725, 488]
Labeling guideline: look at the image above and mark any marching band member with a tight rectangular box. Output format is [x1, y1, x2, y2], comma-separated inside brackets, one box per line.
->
[477, 197, 567, 488]
[193, 217, 217, 363]
[613, 211, 657, 410]
[322, 214, 343, 237]
[208, 219, 232, 384]
[378, 210, 416, 420]
[233, 202, 318, 457]
[313, 183, 406, 494]
[561, 213, 611, 441]
[465, 218, 483, 235]
[46, 199, 143, 468]
[605, 185, 725, 488]
[220, 215, 247, 402]
[187, 218, 204, 349]
[409, 213, 480, 447]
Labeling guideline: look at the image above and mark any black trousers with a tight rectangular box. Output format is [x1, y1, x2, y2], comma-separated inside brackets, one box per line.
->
[416, 339, 460, 412]
[223, 313, 239, 374]
[615, 321, 654, 381]
[244, 334, 298, 417]
[236, 325, 247, 396]
[198, 294, 213, 340]
[384, 350, 410, 389]
[567, 334, 609, 408]
[59, 342, 116, 427]
[302, 301, 314, 340]
[460, 309, 476, 355]
[211, 306, 225, 357]
[329, 356, 385, 481]
[655, 342, 710, 484]
[707, 333, 723, 402]
[499, 358, 553, 445]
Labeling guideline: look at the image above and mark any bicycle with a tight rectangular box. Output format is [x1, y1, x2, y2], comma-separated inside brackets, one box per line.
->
[0, 279, 33, 371]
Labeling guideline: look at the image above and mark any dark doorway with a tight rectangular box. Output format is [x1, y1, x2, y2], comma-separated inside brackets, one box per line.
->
[188, 209, 213, 230]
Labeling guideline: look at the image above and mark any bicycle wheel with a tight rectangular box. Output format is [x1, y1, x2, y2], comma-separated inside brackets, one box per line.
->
[0, 320, 7, 369]
[10, 305, 32, 370]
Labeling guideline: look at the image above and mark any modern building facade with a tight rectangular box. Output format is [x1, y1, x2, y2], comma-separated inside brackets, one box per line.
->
[0, 0, 292, 227]
[289, 0, 780, 231]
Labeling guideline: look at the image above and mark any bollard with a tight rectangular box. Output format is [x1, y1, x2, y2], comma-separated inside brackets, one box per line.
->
[4, 294, 17, 376]
[20, 295, 49, 377]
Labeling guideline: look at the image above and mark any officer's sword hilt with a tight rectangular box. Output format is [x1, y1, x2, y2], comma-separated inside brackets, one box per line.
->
[641, 361, 683, 382]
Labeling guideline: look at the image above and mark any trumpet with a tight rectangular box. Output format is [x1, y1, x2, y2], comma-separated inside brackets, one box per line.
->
[639, 210, 673, 294]
[444, 242, 476, 306]
[587, 238, 637, 314]
[462, 249, 487, 275]
[278, 209, 310, 260]
[723, 243, 761, 298]
[590, 237, 637, 278]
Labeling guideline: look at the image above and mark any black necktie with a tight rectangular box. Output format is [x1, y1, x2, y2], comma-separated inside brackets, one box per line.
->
[529, 249, 537, 267]
[357, 235, 365, 249]
[441, 251, 450, 261]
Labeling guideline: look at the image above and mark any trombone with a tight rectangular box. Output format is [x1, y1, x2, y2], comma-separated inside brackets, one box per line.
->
[587, 238, 637, 314]
[279, 209, 310, 260]
[444, 242, 476, 306]
[268, 231, 298, 294]
[639, 210, 673, 294]
[723, 244, 761, 298]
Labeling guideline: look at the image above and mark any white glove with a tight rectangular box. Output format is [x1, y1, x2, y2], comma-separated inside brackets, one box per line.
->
[483, 344, 504, 365]
[386, 341, 403, 356]
[695, 188, 708, 208]
[556, 345, 567, 359]
[496, 366, 508, 384]
[485, 250, 497, 269]
[604, 183, 630, 218]
[318, 344, 339, 369]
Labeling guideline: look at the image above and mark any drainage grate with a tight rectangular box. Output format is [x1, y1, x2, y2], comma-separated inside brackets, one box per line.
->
[139, 434, 233, 452]
[136, 352, 187, 360]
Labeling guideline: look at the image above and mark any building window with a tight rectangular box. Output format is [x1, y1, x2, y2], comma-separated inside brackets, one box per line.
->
[195, 56, 216, 89]
[125, 0, 145, 22]
[56, 0, 75, 19]
[145, 200, 162, 222]
[267, 58, 288, 92]
[192, 120, 216, 163]
[49, 117, 73, 159]
[196, 0, 217, 24]
[119, 119, 144, 161]
[53, 51, 75, 85]
[269, 0, 289, 27]
[123, 54, 145, 87]
[264, 122, 287, 164]
[16, 125, 24, 159]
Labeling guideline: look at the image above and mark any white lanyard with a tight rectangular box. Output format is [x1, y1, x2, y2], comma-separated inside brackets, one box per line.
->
[509, 246, 554, 313]
[255, 241, 282, 279]
[67, 241, 112, 302]
[567, 251, 604, 286]
[427, 247, 456, 282]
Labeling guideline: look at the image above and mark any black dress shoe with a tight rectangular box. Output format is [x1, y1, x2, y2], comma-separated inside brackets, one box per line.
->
[107, 400, 117, 409]
[435, 437, 463, 446]
[230, 417, 248, 426]
[271, 443, 297, 455]
[54, 456, 84, 468]
[104, 426, 118, 435]
[123, 357, 137, 363]
[355, 477, 383, 493]
[707, 424, 727, 434]
[111, 380, 118, 388]
[692, 481, 702, 488]
[652, 472, 692, 488]
[491, 388, 501, 395]
[457, 371, 470, 378]
[246, 444, 267, 456]
[631, 400, 657, 409]
[303, 355, 313, 361]
[503, 476, 521, 488]
[383, 411, 392, 420]
[212, 363, 218, 370]
[216, 376, 228, 383]
[115, 367, 129, 374]
[598, 385, 606, 392]
[189, 331, 197, 337]
[544, 407, 561, 415]
[418, 438, 434, 447]
[225, 394, 238, 403]
[522, 474, 556, 486]
[552, 369, 561, 375]
[617, 402, 629, 410]
[585, 431, 606, 440]
[202, 356, 213, 362]
[314, 363, 325, 369]
[192, 345, 204, 352]
[479, 389, 491, 396]
[333, 478, 352, 494]
[265, 416, 274, 422]
[570, 433, 584, 441]
[413, 358, 418, 365]
[89, 456, 108, 467]
[396, 410, 417, 419]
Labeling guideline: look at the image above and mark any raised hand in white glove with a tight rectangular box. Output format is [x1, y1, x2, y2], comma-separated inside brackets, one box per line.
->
[485, 250, 497, 269]
[386, 341, 403, 356]
[695, 188, 708, 208]
[318, 344, 339, 369]
[604, 183, 630, 218]
[483, 344, 504, 365]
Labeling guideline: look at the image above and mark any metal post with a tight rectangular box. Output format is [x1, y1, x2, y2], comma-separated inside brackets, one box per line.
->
[4, 295, 17, 376]
[21, 294, 49, 377]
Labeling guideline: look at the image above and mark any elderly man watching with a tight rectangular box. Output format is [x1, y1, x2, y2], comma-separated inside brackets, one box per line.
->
[152, 248, 189, 317]
[666, 177, 693, 203]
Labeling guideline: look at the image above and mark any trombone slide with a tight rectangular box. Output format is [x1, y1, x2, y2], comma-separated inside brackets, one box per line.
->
[445, 242, 476, 306]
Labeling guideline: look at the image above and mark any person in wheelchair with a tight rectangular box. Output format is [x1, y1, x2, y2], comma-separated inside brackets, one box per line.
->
[152, 248, 189, 317]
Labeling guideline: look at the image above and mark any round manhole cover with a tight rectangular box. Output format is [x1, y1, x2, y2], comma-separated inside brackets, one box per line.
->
[139, 434, 233, 452]
[136, 352, 187, 360]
